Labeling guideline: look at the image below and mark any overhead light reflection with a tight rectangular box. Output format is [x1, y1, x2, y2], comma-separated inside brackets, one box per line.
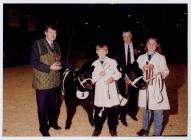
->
[128, 14, 132, 18]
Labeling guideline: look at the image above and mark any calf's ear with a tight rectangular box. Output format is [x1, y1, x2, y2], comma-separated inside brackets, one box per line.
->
[73, 69, 80, 77]
[90, 65, 95, 73]
[73, 77, 77, 82]
[132, 61, 139, 67]
[117, 65, 123, 72]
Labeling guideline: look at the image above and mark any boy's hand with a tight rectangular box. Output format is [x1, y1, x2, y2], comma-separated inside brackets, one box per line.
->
[99, 70, 105, 76]
[107, 77, 114, 84]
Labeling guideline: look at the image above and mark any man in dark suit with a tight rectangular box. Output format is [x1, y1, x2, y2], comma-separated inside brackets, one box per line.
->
[113, 30, 142, 126]
[31, 24, 74, 136]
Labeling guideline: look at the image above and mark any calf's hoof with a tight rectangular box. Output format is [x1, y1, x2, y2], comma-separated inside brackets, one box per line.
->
[89, 120, 95, 127]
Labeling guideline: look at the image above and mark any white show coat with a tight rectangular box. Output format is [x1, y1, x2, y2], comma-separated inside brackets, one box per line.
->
[137, 52, 170, 110]
[92, 56, 122, 107]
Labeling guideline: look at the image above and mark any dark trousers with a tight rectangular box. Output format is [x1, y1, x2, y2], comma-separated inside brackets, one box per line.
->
[94, 106, 119, 132]
[119, 104, 128, 119]
[127, 86, 139, 117]
[117, 78, 139, 119]
[36, 87, 59, 133]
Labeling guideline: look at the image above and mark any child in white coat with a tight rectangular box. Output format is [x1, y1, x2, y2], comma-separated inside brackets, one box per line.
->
[136, 37, 170, 136]
[91, 44, 121, 136]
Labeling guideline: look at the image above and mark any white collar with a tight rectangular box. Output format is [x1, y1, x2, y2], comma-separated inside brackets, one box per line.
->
[98, 56, 108, 62]
[124, 42, 133, 48]
[45, 38, 53, 45]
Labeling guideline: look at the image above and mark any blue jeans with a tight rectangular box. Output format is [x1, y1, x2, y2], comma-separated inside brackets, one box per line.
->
[142, 109, 163, 136]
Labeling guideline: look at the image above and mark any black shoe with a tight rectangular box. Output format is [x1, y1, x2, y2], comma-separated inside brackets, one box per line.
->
[41, 131, 50, 136]
[65, 121, 71, 129]
[137, 128, 149, 136]
[109, 129, 118, 136]
[92, 130, 101, 136]
[50, 125, 62, 130]
[65, 125, 70, 129]
[119, 117, 128, 126]
[153, 134, 161, 136]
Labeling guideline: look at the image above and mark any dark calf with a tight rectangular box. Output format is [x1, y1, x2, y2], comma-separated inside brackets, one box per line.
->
[62, 60, 95, 129]
[117, 62, 147, 125]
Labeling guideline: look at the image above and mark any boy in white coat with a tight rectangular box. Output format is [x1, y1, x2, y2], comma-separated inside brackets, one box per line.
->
[92, 44, 122, 136]
[136, 37, 170, 136]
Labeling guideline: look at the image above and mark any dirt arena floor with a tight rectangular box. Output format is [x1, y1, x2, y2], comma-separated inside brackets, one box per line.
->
[3, 60, 188, 137]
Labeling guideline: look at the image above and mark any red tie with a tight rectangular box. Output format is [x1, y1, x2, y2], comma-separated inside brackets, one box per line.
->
[125, 80, 129, 97]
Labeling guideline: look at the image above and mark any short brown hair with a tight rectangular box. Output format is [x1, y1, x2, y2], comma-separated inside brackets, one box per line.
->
[45, 24, 58, 32]
[122, 30, 132, 34]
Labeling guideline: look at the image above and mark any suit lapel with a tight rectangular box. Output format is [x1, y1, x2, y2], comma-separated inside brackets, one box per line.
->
[122, 44, 126, 65]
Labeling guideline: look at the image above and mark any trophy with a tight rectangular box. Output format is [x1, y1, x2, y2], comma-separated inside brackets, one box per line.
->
[145, 62, 153, 85]
[54, 52, 62, 68]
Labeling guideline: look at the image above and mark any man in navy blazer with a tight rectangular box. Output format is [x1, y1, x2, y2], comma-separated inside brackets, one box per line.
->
[113, 30, 143, 126]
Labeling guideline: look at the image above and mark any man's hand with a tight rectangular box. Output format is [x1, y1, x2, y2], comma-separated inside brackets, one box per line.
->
[107, 77, 114, 84]
[50, 62, 62, 71]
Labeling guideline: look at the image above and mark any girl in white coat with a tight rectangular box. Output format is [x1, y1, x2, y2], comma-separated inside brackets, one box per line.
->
[92, 44, 121, 136]
[136, 37, 170, 136]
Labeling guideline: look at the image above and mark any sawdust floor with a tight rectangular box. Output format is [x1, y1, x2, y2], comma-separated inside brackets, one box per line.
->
[3, 61, 188, 137]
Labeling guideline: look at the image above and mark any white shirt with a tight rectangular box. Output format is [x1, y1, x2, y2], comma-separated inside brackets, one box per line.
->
[124, 42, 135, 65]
[46, 38, 54, 49]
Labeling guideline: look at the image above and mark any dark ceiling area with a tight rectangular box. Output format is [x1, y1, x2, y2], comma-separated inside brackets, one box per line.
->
[3, 4, 188, 67]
